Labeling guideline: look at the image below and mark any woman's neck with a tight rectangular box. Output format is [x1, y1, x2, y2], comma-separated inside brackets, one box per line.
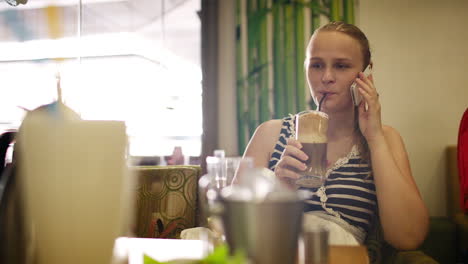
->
[325, 109, 356, 141]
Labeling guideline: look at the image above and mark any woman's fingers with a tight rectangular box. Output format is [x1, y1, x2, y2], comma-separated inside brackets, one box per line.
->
[359, 87, 381, 109]
[277, 175, 297, 189]
[356, 78, 379, 111]
[284, 138, 308, 161]
[286, 137, 302, 148]
[275, 138, 308, 182]
[275, 163, 301, 180]
[356, 73, 378, 99]
[355, 78, 375, 96]
[359, 71, 374, 85]
[275, 158, 303, 189]
[277, 155, 307, 172]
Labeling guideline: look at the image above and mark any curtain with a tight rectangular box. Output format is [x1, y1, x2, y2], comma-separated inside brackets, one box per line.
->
[201, 0, 219, 172]
[235, 0, 355, 153]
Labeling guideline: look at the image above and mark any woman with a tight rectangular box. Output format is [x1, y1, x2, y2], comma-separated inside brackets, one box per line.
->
[243, 21, 428, 250]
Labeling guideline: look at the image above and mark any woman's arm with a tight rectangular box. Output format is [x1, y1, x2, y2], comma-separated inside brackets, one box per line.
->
[369, 125, 429, 250]
[355, 72, 428, 250]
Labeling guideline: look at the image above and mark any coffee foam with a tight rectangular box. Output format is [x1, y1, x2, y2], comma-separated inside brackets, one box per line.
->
[297, 133, 327, 143]
[296, 112, 328, 143]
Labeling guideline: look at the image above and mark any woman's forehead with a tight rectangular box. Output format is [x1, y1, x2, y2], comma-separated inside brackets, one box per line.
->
[307, 31, 362, 60]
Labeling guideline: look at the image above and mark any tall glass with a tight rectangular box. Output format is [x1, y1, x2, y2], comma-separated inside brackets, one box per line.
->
[295, 110, 329, 188]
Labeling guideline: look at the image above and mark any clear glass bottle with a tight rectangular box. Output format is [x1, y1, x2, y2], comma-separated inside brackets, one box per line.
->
[198, 155, 224, 247]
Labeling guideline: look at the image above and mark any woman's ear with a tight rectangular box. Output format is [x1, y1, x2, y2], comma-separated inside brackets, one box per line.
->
[367, 62, 374, 82]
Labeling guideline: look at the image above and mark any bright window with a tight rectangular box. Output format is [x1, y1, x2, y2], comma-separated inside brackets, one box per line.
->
[0, 0, 202, 158]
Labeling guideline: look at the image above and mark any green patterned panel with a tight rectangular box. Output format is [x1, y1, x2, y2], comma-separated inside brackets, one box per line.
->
[133, 165, 201, 239]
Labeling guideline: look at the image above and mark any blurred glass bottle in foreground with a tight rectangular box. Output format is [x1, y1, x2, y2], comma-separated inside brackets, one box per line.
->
[198, 150, 254, 246]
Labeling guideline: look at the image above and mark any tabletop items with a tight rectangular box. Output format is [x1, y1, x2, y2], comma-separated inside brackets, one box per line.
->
[193, 149, 371, 263]
[114, 238, 369, 264]
[197, 150, 318, 264]
[302, 226, 329, 264]
[198, 152, 254, 247]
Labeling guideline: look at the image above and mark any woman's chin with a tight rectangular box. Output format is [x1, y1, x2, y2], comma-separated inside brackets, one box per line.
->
[319, 103, 354, 114]
[317, 101, 329, 111]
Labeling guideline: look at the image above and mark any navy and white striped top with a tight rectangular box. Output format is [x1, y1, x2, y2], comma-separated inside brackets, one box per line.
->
[268, 115, 378, 236]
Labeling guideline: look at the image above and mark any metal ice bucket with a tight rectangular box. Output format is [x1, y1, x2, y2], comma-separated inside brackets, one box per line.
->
[221, 195, 304, 264]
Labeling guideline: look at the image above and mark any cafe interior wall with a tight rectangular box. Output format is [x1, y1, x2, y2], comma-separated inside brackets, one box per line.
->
[217, 0, 468, 217]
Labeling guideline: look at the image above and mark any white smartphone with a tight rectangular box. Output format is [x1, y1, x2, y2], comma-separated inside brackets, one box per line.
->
[350, 65, 372, 106]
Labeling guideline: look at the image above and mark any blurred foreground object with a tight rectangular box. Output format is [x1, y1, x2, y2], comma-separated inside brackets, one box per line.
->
[5, 0, 28, 7]
[166, 146, 185, 165]
[14, 101, 134, 264]
[0, 131, 20, 263]
[220, 168, 305, 264]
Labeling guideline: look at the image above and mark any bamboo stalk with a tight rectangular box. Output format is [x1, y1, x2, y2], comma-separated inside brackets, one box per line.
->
[273, 1, 285, 118]
[258, 0, 270, 123]
[260, 10, 271, 122]
[330, 0, 341, 21]
[303, 0, 312, 111]
[295, 0, 306, 113]
[308, 0, 320, 110]
[284, 2, 296, 115]
[266, 0, 274, 119]
[343, 0, 354, 24]
[311, 0, 321, 32]
[247, 0, 259, 137]
[236, 0, 246, 153]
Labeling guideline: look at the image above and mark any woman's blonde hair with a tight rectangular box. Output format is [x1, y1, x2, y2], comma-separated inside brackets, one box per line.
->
[315, 21, 371, 70]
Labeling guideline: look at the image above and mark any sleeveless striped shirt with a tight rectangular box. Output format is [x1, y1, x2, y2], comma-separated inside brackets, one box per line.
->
[268, 115, 378, 237]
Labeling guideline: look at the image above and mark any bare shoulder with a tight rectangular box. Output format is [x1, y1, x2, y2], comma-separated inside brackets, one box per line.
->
[382, 125, 403, 142]
[255, 119, 283, 138]
[250, 119, 284, 149]
[244, 119, 284, 168]
[381, 126, 417, 189]
[382, 125, 410, 164]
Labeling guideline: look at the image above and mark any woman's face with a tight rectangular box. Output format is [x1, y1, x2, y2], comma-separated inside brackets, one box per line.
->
[305, 31, 365, 113]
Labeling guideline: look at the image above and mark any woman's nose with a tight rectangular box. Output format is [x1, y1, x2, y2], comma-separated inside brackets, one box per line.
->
[321, 68, 335, 84]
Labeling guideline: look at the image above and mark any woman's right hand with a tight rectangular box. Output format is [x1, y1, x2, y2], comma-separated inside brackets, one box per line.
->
[274, 138, 309, 188]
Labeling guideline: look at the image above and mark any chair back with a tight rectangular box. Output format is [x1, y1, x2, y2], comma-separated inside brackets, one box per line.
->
[0, 131, 15, 177]
[133, 165, 201, 239]
[458, 108, 468, 213]
[0, 131, 23, 264]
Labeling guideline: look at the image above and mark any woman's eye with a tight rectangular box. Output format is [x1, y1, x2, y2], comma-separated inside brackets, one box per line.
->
[310, 63, 322, 69]
[335, 64, 350, 69]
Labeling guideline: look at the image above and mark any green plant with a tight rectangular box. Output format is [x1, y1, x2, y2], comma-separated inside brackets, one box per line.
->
[143, 244, 246, 264]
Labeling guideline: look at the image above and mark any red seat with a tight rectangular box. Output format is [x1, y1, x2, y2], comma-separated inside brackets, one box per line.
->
[458, 108, 468, 213]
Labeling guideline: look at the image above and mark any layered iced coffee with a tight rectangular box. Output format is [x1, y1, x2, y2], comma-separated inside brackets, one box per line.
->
[295, 110, 329, 188]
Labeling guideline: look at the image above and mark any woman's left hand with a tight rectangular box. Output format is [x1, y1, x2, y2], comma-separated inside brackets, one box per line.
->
[356, 72, 384, 144]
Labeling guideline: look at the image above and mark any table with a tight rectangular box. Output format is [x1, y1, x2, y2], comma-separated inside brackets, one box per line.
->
[114, 237, 369, 264]
[328, 245, 369, 264]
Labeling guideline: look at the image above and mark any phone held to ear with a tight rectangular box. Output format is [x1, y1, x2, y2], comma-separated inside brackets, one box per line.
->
[350, 65, 372, 106]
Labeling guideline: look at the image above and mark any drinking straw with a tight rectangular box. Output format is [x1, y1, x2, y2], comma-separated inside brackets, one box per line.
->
[318, 94, 327, 111]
